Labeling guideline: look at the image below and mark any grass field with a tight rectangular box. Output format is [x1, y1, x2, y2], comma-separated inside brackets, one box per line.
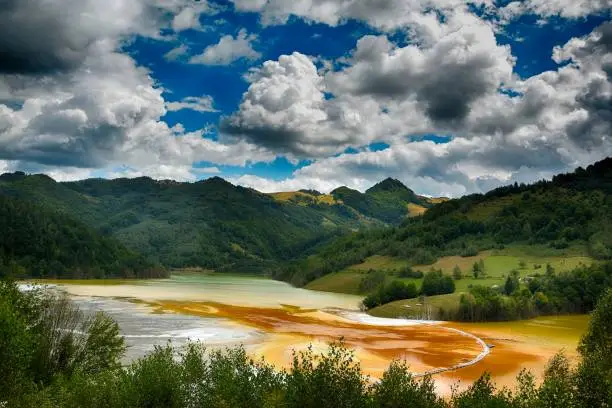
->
[305, 246, 596, 316]
[368, 293, 463, 319]
[407, 203, 428, 217]
[269, 191, 337, 206]
[305, 255, 412, 295]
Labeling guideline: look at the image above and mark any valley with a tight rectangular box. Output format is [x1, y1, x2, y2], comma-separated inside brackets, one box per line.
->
[2, 157, 611, 405]
[37, 273, 588, 394]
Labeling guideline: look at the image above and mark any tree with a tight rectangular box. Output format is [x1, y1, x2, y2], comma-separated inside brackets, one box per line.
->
[472, 262, 481, 279]
[422, 270, 455, 296]
[478, 259, 486, 276]
[504, 270, 520, 296]
[453, 265, 463, 280]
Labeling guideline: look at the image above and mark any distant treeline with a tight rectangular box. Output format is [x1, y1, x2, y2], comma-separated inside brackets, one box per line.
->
[2, 279, 612, 407]
[451, 261, 612, 322]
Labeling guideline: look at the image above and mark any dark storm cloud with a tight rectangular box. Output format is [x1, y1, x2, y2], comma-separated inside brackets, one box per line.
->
[0, 0, 93, 74]
[221, 121, 307, 153]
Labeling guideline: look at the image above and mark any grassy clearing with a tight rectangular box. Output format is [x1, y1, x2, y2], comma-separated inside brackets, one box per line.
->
[407, 203, 428, 217]
[349, 255, 410, 271]
[306, 255, 411, 294]
[269, 191, 337, 206]
[465, 195, 519, 221]
[305, 270, 364, 295]
[368, 293, 463, 319]
[305, 246, 596, 317]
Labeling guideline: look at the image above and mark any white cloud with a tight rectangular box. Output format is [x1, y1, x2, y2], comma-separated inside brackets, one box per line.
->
[166, 95, 219, 113]
[228, 22, 612, 197]
[189, 29, 261, 65]
[499, 0, 610, 21]
[0, 0, 275, 180]
[231, 0, 608, 30]
[223, 10, 514, 156]
[164, 44, 190, 61]
[230, 0, 495, 31]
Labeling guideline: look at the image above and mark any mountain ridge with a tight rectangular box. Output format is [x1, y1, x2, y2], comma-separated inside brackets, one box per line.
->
[276, 157, 612, 286]
[0, 173, 430, 273]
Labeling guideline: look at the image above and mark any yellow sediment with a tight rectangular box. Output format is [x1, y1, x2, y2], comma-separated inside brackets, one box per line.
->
[41, 280, 588, 394]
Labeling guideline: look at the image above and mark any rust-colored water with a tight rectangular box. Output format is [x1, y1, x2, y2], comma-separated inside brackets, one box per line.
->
[37, 275, 589, 395]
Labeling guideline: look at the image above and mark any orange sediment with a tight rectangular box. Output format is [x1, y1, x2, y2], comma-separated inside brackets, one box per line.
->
[146, 300, 587, 393]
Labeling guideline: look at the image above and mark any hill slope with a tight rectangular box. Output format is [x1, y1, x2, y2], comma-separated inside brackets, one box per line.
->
[0, 195, 164, 279]
[0, 174, 417, 272]
[329, 178, 432, 224]
[278, 157, 612, 286]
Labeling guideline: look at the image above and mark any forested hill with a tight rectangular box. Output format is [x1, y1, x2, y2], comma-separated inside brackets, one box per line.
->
[330, 178, 434, 224]
[0, 196, 164, 279]
[0, 173, 424, 272]
[277, 157, 612, 286]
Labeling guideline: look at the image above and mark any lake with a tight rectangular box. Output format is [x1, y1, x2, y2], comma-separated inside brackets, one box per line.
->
[38, 273, 589, 394]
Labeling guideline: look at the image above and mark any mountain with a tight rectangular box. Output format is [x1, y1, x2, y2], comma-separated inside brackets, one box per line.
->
[0, 195, 164, 279]
[277, 157, 612, 286]
[328, 178, 432, 224]
[0, 174, 422, 273]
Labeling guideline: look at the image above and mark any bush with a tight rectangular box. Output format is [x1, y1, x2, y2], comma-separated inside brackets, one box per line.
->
[421, 270, 455, 296]
[398, 266, 424, 279]
[359, 270, 386, 293]
[362, 281, 419, 309]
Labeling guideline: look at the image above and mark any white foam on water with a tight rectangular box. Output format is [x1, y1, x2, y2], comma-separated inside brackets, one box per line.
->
[334, 310, 491, 378]
[337, 311, 441, 326]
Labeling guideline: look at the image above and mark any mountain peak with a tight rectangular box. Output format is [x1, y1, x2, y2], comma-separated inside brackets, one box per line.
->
[366, 178, 412, 194]
[0, 171, 27, 182]
[199, 176, 233, 186]
[330, 186, 359, 196]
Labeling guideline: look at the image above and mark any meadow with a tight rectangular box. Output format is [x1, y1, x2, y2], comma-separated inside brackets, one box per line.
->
[306, 245, 595, 318]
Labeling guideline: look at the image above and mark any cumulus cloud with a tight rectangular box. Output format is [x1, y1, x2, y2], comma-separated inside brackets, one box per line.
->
[499, 0, 611, 21]
[171, 1, 221, 31]
[0, 40, 273, 170]
[164, 44, 190, 61]
[230, 0, 496, 31]
[222, 10, 514, 156]
[327, 11, 514, 126]
[228, 22, 612, 196]
[0, 0, 274, 181]
[189, 29, 261, 65]
[231, 0, 608, 30]
[232, 132, 608, 197]
[166, 95, 219, 112]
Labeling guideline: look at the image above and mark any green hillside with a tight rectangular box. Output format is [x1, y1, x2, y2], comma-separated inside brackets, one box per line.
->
[278, 157, 612, 286]
[329, 178, 432, 224]
[0, 174, 416, 273]
[0, 195, 164, 279]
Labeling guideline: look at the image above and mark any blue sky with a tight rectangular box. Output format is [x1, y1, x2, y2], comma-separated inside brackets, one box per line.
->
[0, 0, 610, 196]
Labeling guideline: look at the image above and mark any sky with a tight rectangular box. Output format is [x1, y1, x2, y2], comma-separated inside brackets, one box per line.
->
[0, 0, 610, 197]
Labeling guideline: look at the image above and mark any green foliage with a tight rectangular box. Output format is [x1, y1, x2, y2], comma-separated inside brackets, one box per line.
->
[5, 280, 612, 407]
[453, 265, 463, 280]
[287, 158, 612, 287]
[399, 266, 424, 279]
[503, 270, 520, 295]
[359, 270, 386, 293]
[0, 173, 416, 274]
[0, 196, 164, 279]
[456, 262, 612, 322]
[421, 270, 455, 297]
[0, 280, 125, 406]
[363, 281, 419, 309]
[286, 342, 368, 408]
[332, 178, 430, 225]
[372, 361, 444, 408]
